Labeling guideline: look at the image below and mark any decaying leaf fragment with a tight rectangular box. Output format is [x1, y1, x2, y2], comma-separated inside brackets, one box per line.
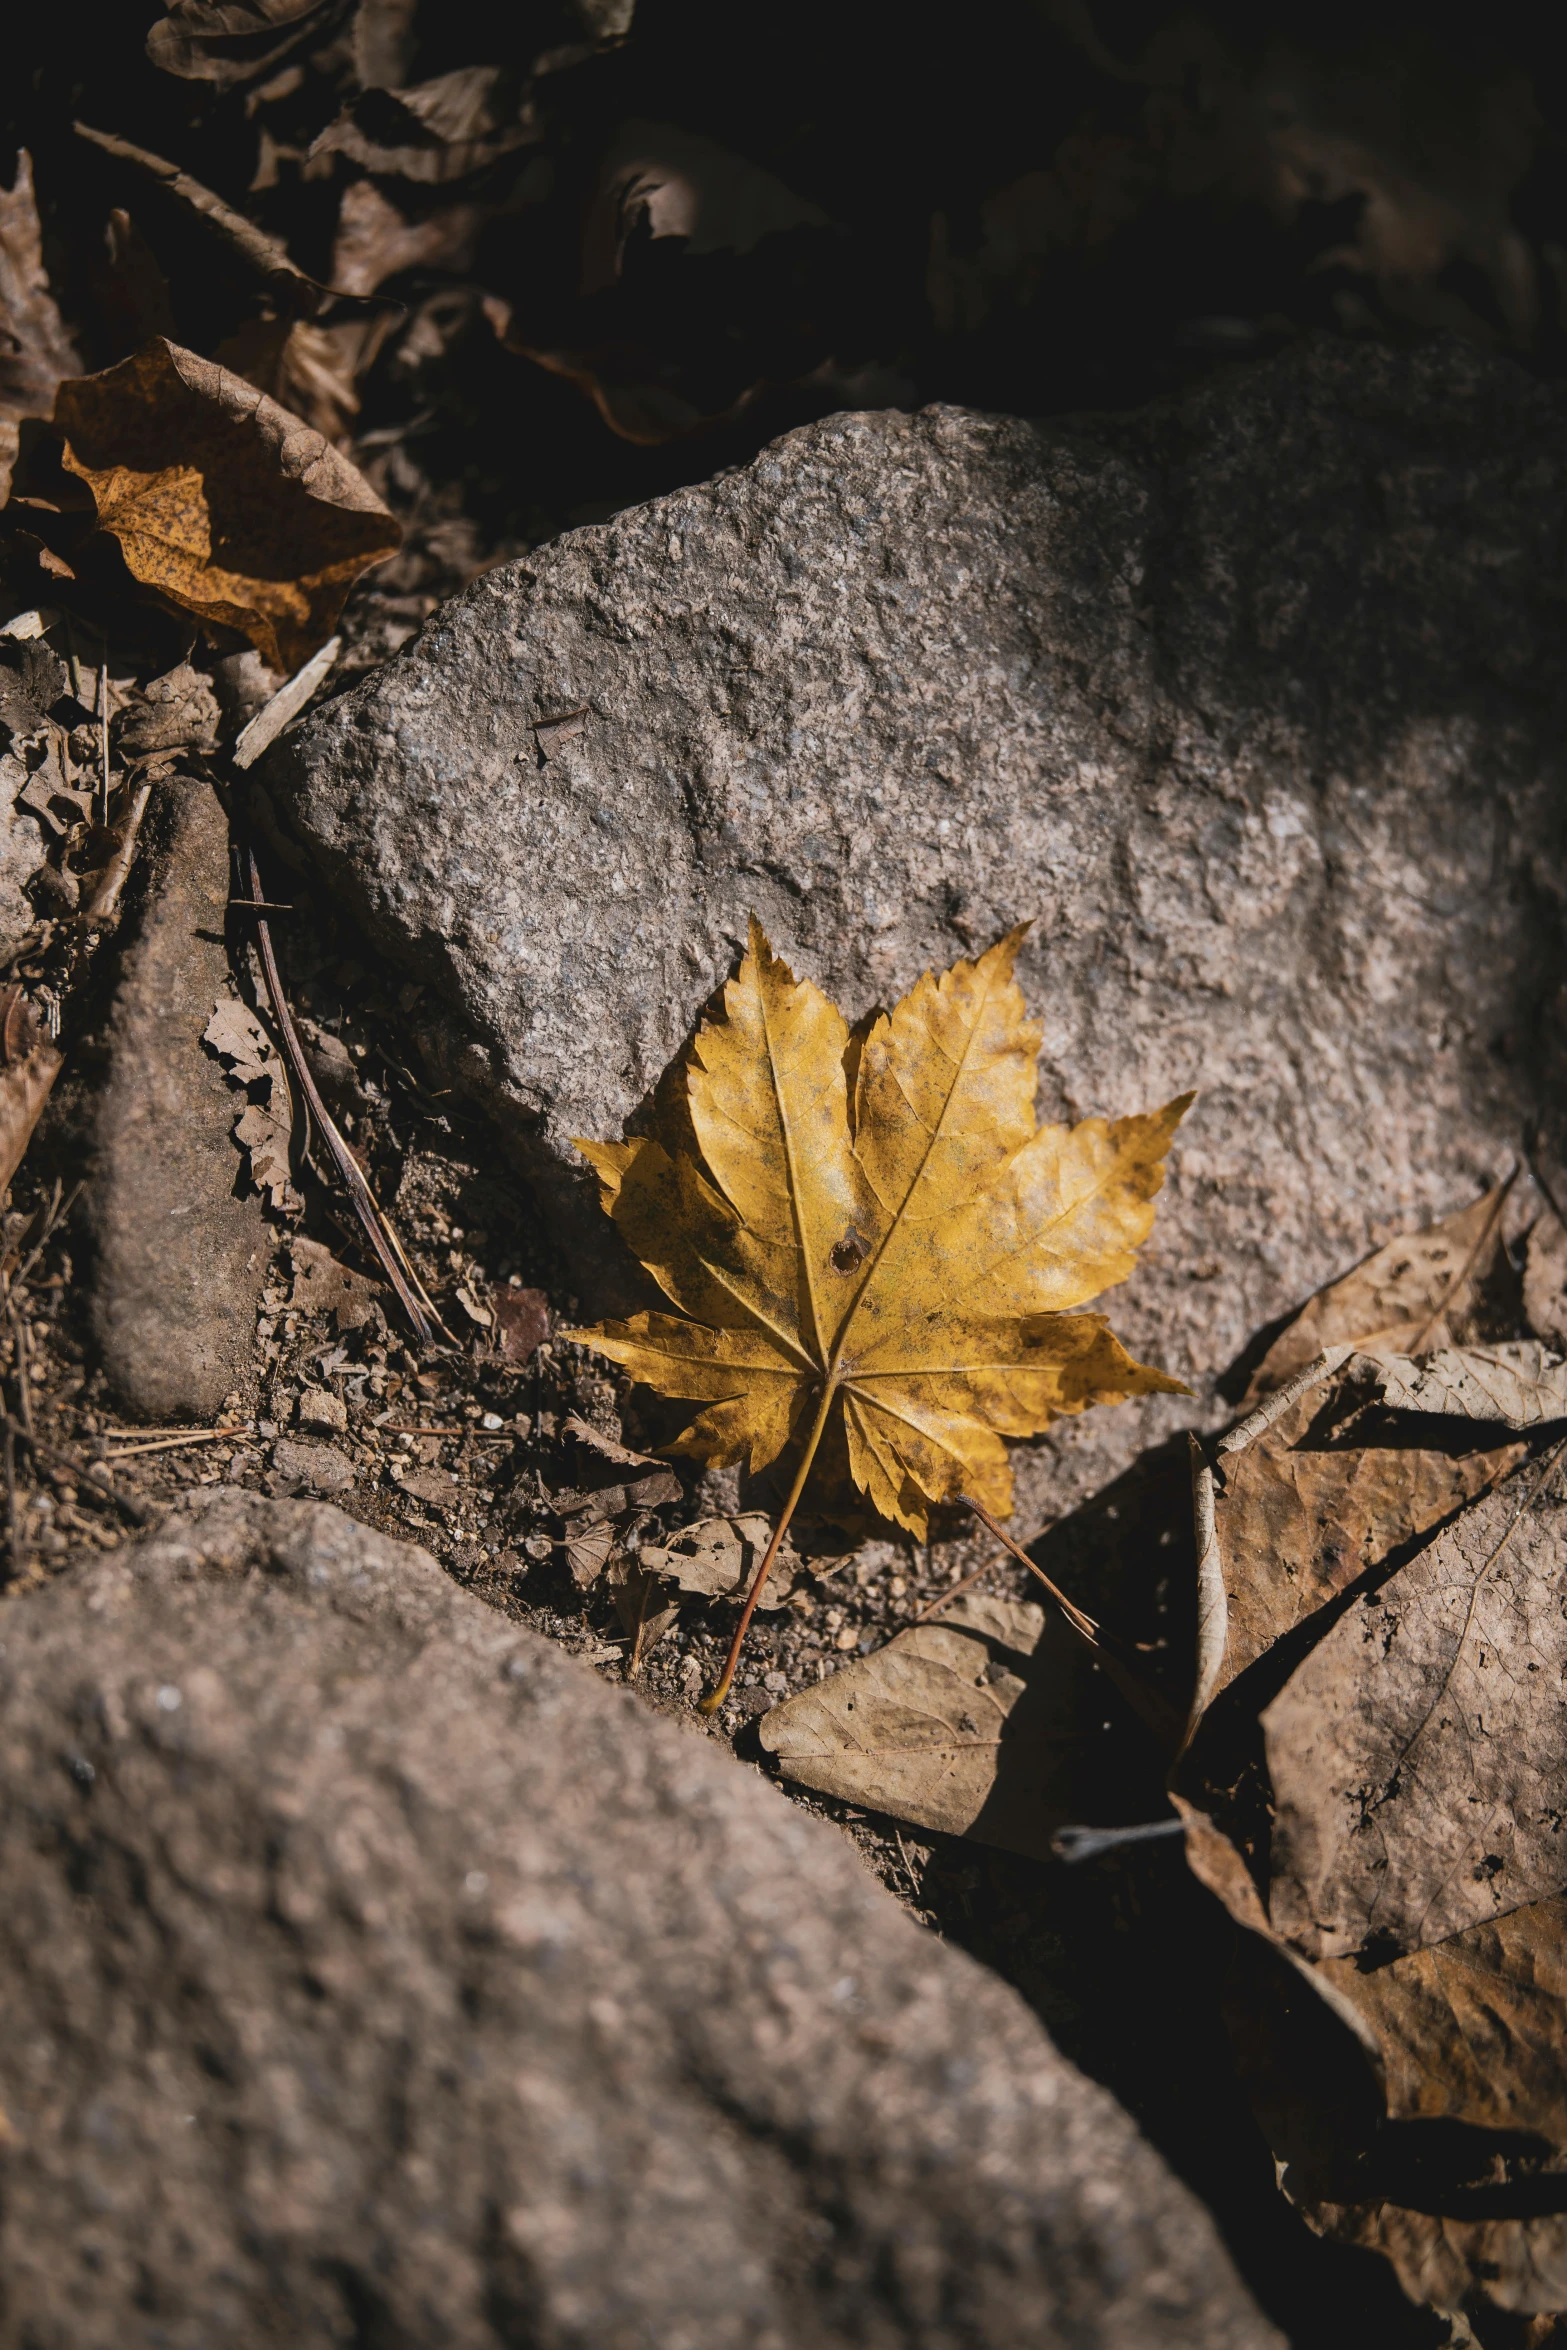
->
[204, 994, 296, 1208]
[53, 338, 400, 671]
[1352, 1341, 1567, 1428]
[638, 1512, 802, 1606]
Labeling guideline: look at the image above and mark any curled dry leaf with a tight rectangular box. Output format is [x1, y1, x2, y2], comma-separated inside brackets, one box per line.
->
[1245, 1177, 1513, 1401]
[761, 1592, 1119, 1860]
[54, 338, 400, 672]
[1, 152, 82, 502]
[203, 993, 296, 1208]
[568, 920, 1188, 1543]
[146, 0, 348, 87]
[1351, 1341, 1567, 1428]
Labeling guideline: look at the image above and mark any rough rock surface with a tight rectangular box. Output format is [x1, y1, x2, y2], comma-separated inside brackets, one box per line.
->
[88, 780, 267, 1419]
[0, 1492, 1275, 2350]
[269, 338, 1567, 1506]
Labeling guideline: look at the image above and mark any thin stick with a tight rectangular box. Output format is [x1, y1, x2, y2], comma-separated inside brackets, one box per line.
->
[909, 1553, 1004, 1626]
[96, 652, 110, 827]
[700, 1377, 837, 1714]
[98, 1430, 232, 1461]
[958, 1493, 1098, 1639]
[959, 1492, 1186, 1755]
[240, 842, 443, 1345]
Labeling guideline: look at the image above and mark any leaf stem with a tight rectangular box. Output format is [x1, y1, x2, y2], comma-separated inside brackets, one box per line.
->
[700, 1377, 838, 1714]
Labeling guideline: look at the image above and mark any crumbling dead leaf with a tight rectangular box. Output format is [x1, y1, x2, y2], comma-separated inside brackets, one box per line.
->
[1178, 1342, 1567, 2321]
[0, 985, 64, 1198]
[638, 1513, 802, 1608]
[560, 1516, 615, 1588]
[204, 993, 296, 1208]
[569, 921, 1187, 1543]
[114, 658, 221, 755]
[54, 338, 400, 672]
[1246, 1178, 1513, 1400]
[1202, 1357, 1528, 1697]
[494, 1285, 549, 1360]
[1352, 1342, 1567, 1428]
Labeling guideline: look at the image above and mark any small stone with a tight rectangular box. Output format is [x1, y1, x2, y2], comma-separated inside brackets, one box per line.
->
[297, 1386, 347, 1434]
[271, 1437, 353, 1495]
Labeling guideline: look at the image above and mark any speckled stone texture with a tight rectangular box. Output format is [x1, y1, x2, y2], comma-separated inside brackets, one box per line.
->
[267, 337, 1567, 1511]
[0, 1493, 1275, 2350]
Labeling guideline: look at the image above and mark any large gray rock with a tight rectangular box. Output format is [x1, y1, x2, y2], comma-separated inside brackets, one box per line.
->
[268, 338, 1567, 1505]
[0, 1491, 1273, 2350]
[89, 779, 268, 1419]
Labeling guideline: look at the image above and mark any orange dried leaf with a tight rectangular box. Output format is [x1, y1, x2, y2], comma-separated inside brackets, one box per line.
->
[53, 337, 399, 671]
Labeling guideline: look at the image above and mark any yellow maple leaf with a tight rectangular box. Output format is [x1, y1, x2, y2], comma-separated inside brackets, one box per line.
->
[566, 920, 1190, 1704]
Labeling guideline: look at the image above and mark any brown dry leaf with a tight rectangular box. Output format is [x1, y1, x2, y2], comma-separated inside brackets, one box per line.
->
[638, 1513, 802, 1608]
[1263, 1450, 1567, 1962]
[560, 1517, 615, 1589]
[760, 1593, 1113, 1859]
[559, 1413, 661, 1470]
[74, 125, 333, 322]
[145, 0, 345, 87]
[567, 920, 1188, 1544]
[1201, 1355, 1528, 1699]
[54, 338, 400, 672]
[115, 659, 221, 756]
[1178, 1349, 1567, 2319]
[310, 66, 533, 184]
[1, 153, 82, 503]
[395, 1462, 461, 1515]
[1245, 1178, 1513, 1400]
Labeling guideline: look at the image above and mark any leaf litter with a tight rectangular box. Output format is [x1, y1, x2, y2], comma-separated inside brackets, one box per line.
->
[1175, 1233, 1567, 2322]
[8, 7, 1567, 2335]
